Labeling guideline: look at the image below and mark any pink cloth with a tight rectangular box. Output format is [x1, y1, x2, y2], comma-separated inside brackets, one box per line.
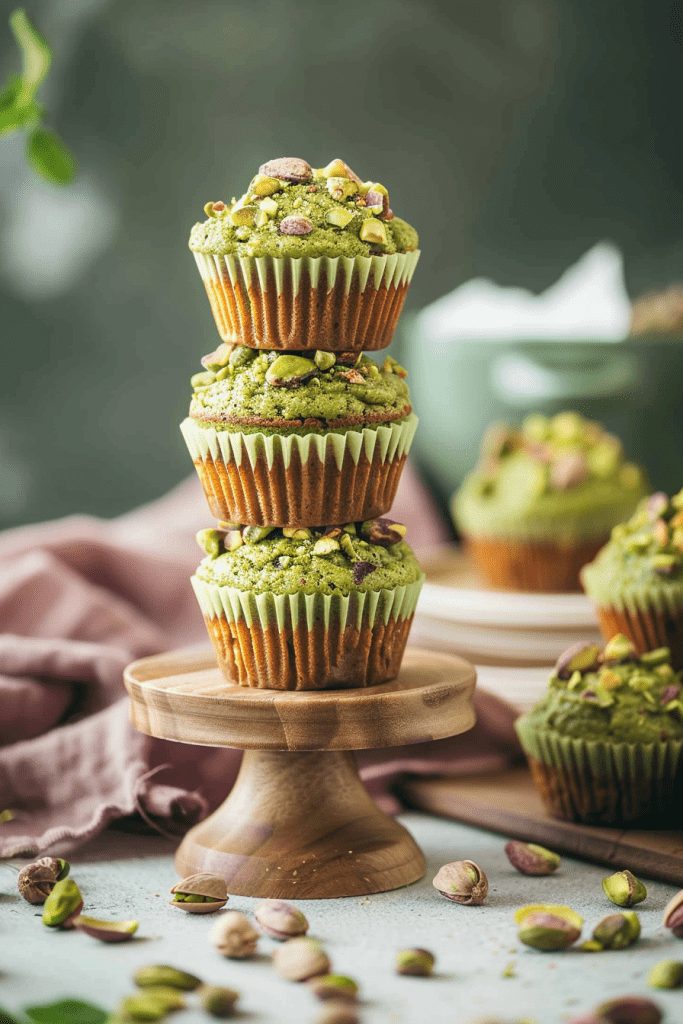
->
[0, 470, 520, 857]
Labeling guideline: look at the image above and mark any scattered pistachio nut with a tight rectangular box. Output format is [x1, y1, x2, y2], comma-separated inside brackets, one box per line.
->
[326, 208, 355, 228]
[648, 959, 683, 989]
[242, 525, 275, 543]
[134, 964, 201, 990]
[320, 158, 362, 183]
[224, 529, 243, 552]
[395, 948, 435, 977]
[603, 633, 638, 663]
[313, 536, 341, 556]
[74, 915, 139, 942]
[120, 989, 185, 1021]
[550, 453, 588, 490]
[313, 1002, 360, 1024]
[326, 176, 358, 201]
[591, 912, 640, 950]
[208, 910, 259, 958]
[308, 975, 359, 1001]
[17, 857, 70, 904]
[279, 214, 314, 236]
[603, 870, 647, 907]
[259, 157, 313, 183]
[272, 936, 331, 981]
[359, 518, 407, 547]
[254, 899, 309, 940]
[42, 877, 84, 928]
[191, 370, 216, 390]
[515, 905, 582, 951]
[230, 204, 259, 227]
[592, 995, 662, 1024]
[359, 217, 388, 247]
[266, 354, 318, 387]
[353, 560, 377, 584]
[432, 860, 488, 905]
[249, 173, 282, 197]
[663, 888, 683, 936]
[283, 526, 313, 540]
[199, 985, 241, 1017]
[504, 841, 560, 876]
[196, 528, 225, 558]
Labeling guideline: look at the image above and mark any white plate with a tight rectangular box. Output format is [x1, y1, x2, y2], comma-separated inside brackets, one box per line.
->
[418, 545, 599, 630]
[474, 663, 549, 713]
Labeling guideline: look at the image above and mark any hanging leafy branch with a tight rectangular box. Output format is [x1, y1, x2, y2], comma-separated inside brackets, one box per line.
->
[0, 8, 76, 184]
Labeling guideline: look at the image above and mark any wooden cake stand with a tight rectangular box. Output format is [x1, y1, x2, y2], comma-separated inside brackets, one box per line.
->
[124, 645, 476, 899]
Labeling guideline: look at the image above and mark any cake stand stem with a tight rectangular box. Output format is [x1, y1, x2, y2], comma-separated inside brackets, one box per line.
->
[174, 748, 426, 898]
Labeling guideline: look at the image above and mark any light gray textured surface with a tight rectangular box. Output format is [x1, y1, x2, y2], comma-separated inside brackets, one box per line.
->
[2, 812, 682, 1023]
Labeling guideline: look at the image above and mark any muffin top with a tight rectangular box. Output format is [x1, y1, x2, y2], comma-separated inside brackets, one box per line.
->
[454, 411, 647, 542]
[194, 519, 421, 596]
[189, 157, 418, 259]
[188, 345, 411, 431]
[525, 635, 683, 743]
[581, 489, 683, 608]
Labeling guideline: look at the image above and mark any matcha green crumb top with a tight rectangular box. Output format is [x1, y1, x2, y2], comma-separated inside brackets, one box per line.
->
[194, 520, 421, 596]
[189, 156, 418, 259]
[526, 635, 683, 744]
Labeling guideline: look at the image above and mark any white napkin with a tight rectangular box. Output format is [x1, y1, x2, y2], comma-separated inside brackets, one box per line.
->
[418, 242, 631, 344]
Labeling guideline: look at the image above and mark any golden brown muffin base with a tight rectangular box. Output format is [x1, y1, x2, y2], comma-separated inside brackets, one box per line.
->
[193, 441, 408, 528]
[465, 535, 607, 593]
[204, 612, 414, 690]
[526, 752, 683, 825]
[202, 258, 412, 351]
[596, 605, 683, 670]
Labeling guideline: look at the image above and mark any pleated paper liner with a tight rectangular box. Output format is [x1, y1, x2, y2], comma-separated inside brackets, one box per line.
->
[464, 535, 607, 593]
[595, 604, 683, 671]
[191, 575, 424, 690]
[192, 250, 420, 351]
[180, 414, 418, 528]
[515, 715, 683, 825]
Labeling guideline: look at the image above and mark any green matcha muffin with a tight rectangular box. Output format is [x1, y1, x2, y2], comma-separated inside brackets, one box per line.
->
[452, 411, 647, 592]
[189, 157, 420, 351]
[180, 344, 417, 527]
[582, 489, 683, 668]
[191, 519, 424, 690]
[516, 634, 683, 824]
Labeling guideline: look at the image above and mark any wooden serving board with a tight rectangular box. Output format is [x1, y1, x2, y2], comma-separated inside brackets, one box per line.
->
[399, 766, 683, 886]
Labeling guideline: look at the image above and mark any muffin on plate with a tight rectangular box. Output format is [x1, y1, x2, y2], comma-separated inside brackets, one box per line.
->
[189, 157, 420, 351]
[180, 345, 417, 528]
[191, 520, 424, 690]
[516, 634, 683, 824]
[452, 411, 647, 592]
[582, 489, 683, 668]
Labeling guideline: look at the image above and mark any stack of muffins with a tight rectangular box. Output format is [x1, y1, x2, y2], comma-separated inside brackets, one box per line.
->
[181, 156, 424, 690]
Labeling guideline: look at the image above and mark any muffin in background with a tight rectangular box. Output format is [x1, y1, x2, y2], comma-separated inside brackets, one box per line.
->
[516, 634, 683, 824]
[191, 519, 424, 691]
[181, 345, 417, 528]
[189, 156, 420, 352]
[582, 490, 683, 668]
[452, 411, 647, 593]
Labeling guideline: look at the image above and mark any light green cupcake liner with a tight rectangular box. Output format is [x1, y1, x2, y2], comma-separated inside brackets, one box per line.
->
[193, 250, 421, 296]
[180, 413, 418, 471]
[192, 574, 425, 631]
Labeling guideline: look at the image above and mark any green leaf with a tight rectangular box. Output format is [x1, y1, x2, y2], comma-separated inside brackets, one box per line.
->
[0, 1008, 22, 1024]
[25, 1002, 107, 1024]
[0, 73, 22, 112]
[9, 9, 52, 104]
[27, 127, 76, 184]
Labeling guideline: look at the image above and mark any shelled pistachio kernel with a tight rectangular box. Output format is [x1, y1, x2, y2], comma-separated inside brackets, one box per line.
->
[648, 960, 683, 989]
[196, 528, 225, 558]
[395, 949, 435, 976]
[134, 965, 201, 990]
[504, 841, 560, 876]
[199, 985, 241, 1017]
[120, 988, 185, 1021]
[591, 911, 640, 950]
[169, 872, 228, 913]
[663, 888, 683, 937]
[42, 878, 83, 928]
[602, 870, 647, 907]
[432, 860, 488, 905]
[74, 915, 139, 942]
[308, 975, 359, 1001]
[515, 905, 582, 951]
[359, 218, 388, 246]
[314, 350, 336, 371]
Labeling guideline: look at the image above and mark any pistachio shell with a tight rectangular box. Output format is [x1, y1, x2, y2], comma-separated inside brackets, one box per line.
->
[272, 937, 331, 981]
[208, 911, 259, 958]
[663, 888, 683, 936]
[254, 899, 309, 940]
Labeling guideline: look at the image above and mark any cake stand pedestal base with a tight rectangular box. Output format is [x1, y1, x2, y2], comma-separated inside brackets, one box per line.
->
[124, 645, 476, 899]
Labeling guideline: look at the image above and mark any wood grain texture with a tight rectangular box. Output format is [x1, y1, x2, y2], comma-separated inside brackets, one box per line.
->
[124, 644, 477, 898]
[400, 767, 683, 885]
[175, 749, 426, 898]
[123, 645, 477, 752]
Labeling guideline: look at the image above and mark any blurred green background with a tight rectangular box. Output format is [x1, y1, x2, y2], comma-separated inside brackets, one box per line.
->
[1, 0, 682, 527]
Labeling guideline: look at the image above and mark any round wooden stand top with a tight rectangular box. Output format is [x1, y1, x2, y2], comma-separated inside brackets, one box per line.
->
[124, 645, 477, 752]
